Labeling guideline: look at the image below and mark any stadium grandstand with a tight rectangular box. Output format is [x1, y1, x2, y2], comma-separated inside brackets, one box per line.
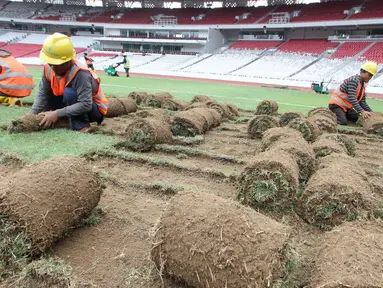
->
[1, 0, 383, 93]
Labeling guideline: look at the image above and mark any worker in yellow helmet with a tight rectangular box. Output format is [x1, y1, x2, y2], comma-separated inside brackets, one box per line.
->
[29, 33, 108, 132]
[328, 61, 378, 125]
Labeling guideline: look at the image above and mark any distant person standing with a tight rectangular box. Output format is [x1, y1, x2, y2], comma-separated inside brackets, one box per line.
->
[83, 53, 95, 71]
[116, 54, 130, 77]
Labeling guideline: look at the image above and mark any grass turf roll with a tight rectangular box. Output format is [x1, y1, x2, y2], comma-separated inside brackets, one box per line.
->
[298, 163, 375, 230]
[261, 127, 303, 150]
[223, 102, 240, 116]
[8, 114, 46, 133]
[185, 102, 208, 110]
[127, 91, 148, 105]
[151, 190, 291, 288]
[317, 133, 356, 156]
[191, 107, 222, 129]
[312, 138, 348, 158]
[267, 137, 315, 182]
[134, 108, 172, 123]
[171, 110, 207, 137]
[236, 150, 300, 212]
[308, 113, 337, 133]
[141, 94, 164, 108]
[287, 118, 320, 142]
[105, 98, 137, 117]
[310, 220, 383, 287]
[247, 115, 279, 139]
[307, 107, 337, 122]
[124, 118, 173, 152]
[161, 99, 188, 111]
[362, 112, 383, 136]
[191, 95, 213, 103]
[0, 156, 102, 254]
[279, 111, 305, 126]
[118, 97, 137, 114]
[255, 100, 279, 115]
[207, 102, 233, 119]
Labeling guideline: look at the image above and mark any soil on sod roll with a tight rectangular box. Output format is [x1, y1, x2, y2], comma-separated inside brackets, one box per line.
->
[141, 94, 164, 108]
[207, 102, 233, 119]
[161, 99, 188, 111]
[105, 98, 137, 117]
[0, 156, 102, 254]
[151, 190, 291, 288]
[287, 118, 320, 142]
[154, 92, 173, 100]
[236, 150, 300, 213]
[8, 114, 46, 133]
[125, 118, 173, 152]
[279, 111, 305, 126]
[127, 91, 148, 105]
[307, 107, 337, 122]
[171, 110, 207, 137]
[192, 108, 222, 129]
[261, 127, 304, 150]
[267, 137, 315, 182]
[185, 102, 208, 110]
[308, 114, 337, 133]
[312, 138, 348, 158]
[247, 115, 279, 139]
[298, 164, 375, 230]
[255, 100, 279, 115]
[318, 133, 356, 156]
[118, 97, 137, 114]
[316, 153, 355, 171]
[191, 95, 213, 103]
[362, 112, 383, 136]
[310, 220, 383, 287]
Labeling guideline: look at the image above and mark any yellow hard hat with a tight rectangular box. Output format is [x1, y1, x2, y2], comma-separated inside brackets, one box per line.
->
[40, 33, 75, 65]
[361, 61, 378, 76]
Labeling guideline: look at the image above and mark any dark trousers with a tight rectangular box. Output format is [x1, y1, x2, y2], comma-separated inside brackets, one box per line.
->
[328, 104, 358, 125]
[48, 87, 104, 131]
[124, 68, 130, 77]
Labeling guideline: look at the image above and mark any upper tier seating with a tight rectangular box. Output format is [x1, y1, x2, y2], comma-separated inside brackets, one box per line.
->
[278, 39, 339, 55]
[0, 2, 47, 19]
[192, 7, 252, 24]
[329, 41, 371, 59]
[290, 0, 362, 22]
[154, 8, 208, 25]
[360, 42, 383, 64]
[349, 0, 383, 19]
[236, 6, 273, 24]
[260, 4, 303, 24]
[111, 8, 165, 24]
[229, 40, 281, 51]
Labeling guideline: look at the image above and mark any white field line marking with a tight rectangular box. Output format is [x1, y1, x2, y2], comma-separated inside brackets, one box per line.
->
[32, 77, 318, 108]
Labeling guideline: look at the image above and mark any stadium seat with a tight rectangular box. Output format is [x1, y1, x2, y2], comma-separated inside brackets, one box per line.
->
[330, 42, 372, 59]
[278, 39, 339, 55]
[361, 42, 383, 64]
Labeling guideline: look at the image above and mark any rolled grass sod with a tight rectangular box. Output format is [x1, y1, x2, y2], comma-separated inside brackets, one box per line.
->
[310, 220, 383, 287]
[191, 95, 213, 103]
[134, 108, 172, 123]
[171, 110, 207, 137]
[185, 102, 208, 110]
[236, 150, 300, 213]
[161, 99, 188, 111]
[268, 137, 315, 182]
[279, 111, 305, 126]
[247, 115, 279, 139]
[223, 102, 240, 116]
[207, 102, 233, 119]
[287, 118, 320, 142]
[192, 108, 222, 129]
[298, 163, 375, 230]
[8, 114, 46, 133]
[307, 113, 337, 133]
[312, 138, 348, 158]
[308, 107, 337, 122]
[151, 190, 291, 288]
[317, 133, 356, 156]
[255, 100, 279, 115]
[361, 112, 383, 136]
[0, 156, 102, 255]
[127, 91, 148, 105]
[141, 94, 163, 108]
[105, 97, 137, 118]
[124, 118, 173, 152]
[261, 127, 303, 151]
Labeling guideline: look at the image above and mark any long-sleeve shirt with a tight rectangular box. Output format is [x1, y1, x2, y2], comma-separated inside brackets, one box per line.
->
[30, 70, 95, 118]
[339, 74, 372, 113]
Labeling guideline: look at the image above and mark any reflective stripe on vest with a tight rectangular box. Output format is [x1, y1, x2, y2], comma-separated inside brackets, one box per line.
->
[0, 55, 35, 97]
[328, 83, 365, 112]
[44, 59, 108, 115]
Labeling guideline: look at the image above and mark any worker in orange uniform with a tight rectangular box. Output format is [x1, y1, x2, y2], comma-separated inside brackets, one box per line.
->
[84, 53, 95, 71]
[0, 49, 35, 106]
[328, 61, 377, 125]
[30, 33, 108, 132]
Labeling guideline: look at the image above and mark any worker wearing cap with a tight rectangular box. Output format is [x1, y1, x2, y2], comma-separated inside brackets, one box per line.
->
[328, 61, 377, 125]
[30, 33, 108, 132]
[0, 49, 35, 106]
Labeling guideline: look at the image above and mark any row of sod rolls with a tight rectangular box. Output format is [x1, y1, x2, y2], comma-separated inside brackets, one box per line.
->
[0, 156, 102, 274]
[359, 112, 383, 136]
[150, 191, 383, 287]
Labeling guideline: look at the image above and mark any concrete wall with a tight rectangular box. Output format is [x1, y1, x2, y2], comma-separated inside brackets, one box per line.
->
[204, 27, 225, 53]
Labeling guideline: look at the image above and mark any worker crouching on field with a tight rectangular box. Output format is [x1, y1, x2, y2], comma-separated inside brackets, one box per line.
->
[29, 33, 108, 132]
[328, 61, 377, 125]
[0, 49, 35, 106]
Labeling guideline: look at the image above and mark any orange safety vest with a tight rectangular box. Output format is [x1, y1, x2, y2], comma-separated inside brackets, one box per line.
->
[44, 59, 108, 115]
[0, 49, 35, 97]
[329, 81, 365, 112]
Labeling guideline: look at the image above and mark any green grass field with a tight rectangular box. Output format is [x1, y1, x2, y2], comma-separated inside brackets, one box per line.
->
[1, 66, 382, 163]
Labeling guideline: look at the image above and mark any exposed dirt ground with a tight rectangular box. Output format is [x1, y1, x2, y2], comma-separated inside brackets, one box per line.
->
[2, 112, 383, 288]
